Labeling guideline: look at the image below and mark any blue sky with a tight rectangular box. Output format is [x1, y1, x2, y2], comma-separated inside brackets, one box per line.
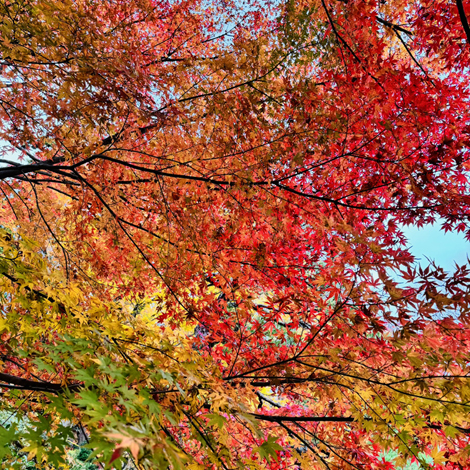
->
[402, 219, 470, 272]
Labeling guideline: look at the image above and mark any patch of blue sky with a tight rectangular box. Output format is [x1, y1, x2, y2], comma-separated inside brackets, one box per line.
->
[401, 217, 470, 273]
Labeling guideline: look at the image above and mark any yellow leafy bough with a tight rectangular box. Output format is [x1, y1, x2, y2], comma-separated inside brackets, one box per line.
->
[0, 229, 279, 469]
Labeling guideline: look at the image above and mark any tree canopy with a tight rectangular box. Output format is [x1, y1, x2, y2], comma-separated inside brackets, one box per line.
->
[0, 0, 470, 468]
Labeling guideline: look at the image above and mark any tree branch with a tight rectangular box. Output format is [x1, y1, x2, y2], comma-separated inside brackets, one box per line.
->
[0, 372, 80, 394]
[456, 0, 470, 44]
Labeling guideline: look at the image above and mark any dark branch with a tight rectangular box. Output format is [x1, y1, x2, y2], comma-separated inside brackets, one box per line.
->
[456, 0, 470, 44]
[376, 17, 412, 36]
[252, 413, 354, 423]
[0, 372, 80, 394]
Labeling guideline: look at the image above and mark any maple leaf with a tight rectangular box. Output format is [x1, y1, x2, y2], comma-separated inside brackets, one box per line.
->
[253, 436, 283, 462]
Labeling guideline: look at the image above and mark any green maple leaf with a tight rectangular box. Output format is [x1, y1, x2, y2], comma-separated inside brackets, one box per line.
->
[444, 425, 460, 438]
[254, 435, 283, 462]
[207, 413, 227, 429]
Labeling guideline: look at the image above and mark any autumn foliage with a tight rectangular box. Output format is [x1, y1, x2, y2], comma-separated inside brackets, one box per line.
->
[0, 0, 470, 468]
